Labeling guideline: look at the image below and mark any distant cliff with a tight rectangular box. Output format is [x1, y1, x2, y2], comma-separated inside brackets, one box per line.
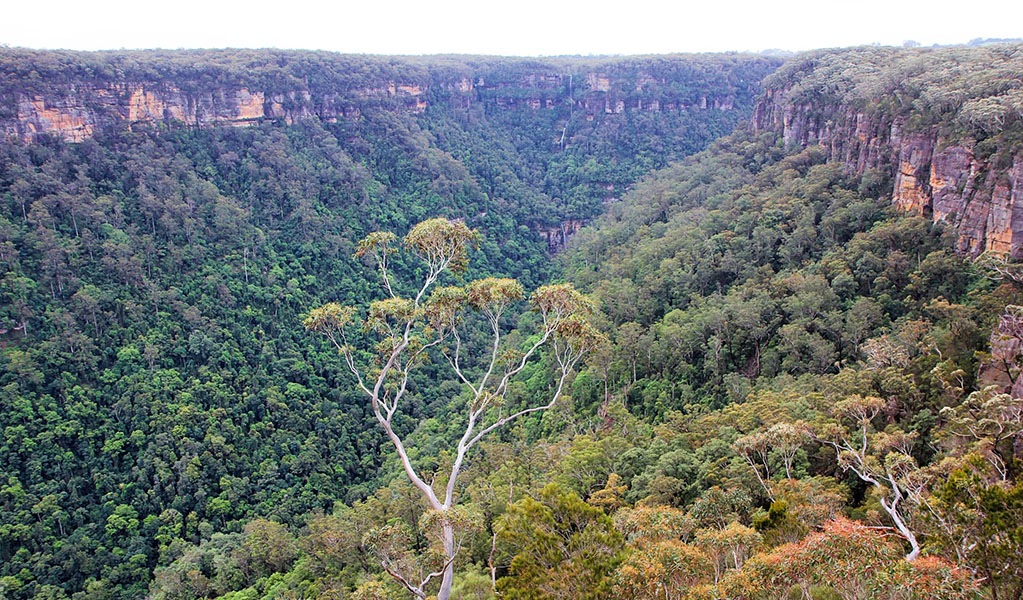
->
[3, 81, 424, 142]
[0, 49, 778, 144]
[751, 45, 1023, 259]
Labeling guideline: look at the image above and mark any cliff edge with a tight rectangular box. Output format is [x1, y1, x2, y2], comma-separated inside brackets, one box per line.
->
[0, 49, 778, 144]
[751, 45, 1023, 259]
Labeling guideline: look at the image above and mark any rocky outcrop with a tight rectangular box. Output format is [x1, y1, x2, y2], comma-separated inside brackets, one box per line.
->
[5, 75, 744, 143]
[752, 89, 1023, 259]
[3, 81, 427, 142]
[1, 51, 777, 144]
[461, 69, 741, 118]
[537, 219, 585, 253]
[979, 307, 1023, 398]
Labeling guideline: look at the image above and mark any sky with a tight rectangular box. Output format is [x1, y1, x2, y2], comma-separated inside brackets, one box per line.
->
[2, 0, 1022, 56]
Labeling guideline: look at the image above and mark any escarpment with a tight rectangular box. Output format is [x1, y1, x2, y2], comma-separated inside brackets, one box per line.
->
[2, 81, 425, 142]
[751, 45, 1023, 259]
[0, 49, 777, 144]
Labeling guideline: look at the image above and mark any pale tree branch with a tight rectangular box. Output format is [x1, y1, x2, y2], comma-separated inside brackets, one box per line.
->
[476, 312, 503, 399]
[420, 552, 459, 593]
[494, 322, 556, 400]
[380, 561, 426, 599]
[445, 327, 479, 397]
[465, 343, 580, 451]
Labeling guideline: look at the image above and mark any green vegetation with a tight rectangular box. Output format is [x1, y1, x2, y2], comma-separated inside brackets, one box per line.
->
[763, 43, 1023, 144]
[562, 130, 979, 408]
[0, 49, 774, 600]
[1, 45, 1022, 600]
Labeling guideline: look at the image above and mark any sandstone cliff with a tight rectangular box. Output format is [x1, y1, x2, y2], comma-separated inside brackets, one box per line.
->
[1, 49, 777, 144]
[751, 45, 1023, 260]
[2, 81, 424, 142]
[979, 306, 1023, 397]
[536, 219, 586, 252]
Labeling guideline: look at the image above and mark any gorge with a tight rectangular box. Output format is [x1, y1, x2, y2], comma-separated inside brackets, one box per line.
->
[1, 44, 1021, 600]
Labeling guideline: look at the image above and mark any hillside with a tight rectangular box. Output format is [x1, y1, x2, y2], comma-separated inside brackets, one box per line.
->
[1, 45, 1022, 600]
[0, 49, 777, 600]
[0, 49, 777, 233]
[563, 44, 1023, 407]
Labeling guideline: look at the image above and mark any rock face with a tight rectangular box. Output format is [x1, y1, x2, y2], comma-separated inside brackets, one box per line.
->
[537, 219, 585, 252]
[752, 88, 1023, 259]
[1, 52, 776, 145]
[979, 307, 1023, 397]
[3, 82, 426, 141]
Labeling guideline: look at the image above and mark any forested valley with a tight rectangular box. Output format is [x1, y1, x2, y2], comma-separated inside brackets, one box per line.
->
[1, 45, 1022, 600]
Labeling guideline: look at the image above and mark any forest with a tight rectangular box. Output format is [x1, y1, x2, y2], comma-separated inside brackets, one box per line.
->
[1, 44, 1022, 600]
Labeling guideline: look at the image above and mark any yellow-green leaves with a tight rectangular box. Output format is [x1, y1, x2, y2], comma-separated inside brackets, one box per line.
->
[403, 218, 479, 273]
[367, 297, 416, 334]
[555, 314, 609, 354]
[531, 283, 593, 320]
[303, 302, 356, 334]
[465, 277, 524, 312]
[833, 395, 885, 424]
[528, 283, 607, 358]
[424, 285, 467, 330]
[354, 231, 398, 260]
[419, 505, 482, 540]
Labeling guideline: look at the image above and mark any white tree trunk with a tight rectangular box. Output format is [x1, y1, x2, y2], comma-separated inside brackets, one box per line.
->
[438, 521, 455, 600]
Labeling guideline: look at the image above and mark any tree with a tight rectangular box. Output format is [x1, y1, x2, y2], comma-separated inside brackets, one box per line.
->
[976, 252, 1023, 286]
[755, 477, 848, 544]
[926, 462, 1023, 600]
[304, 218, 606, 600]
[980, 305, 1023, 398]
[611, 541, 711, 600]
[694, 521, 761, 583]
[816, 396, 927, 560]
[237, 519, 297, 577]
[733, 432, 775, 500]
[768, 422, 811, 479]
[724, 518, 979, 600]
[940, 386, 1023, 482]
[588, 473, 627, 513]
[1, 272, 35, 335]
[496, 484, 623, 600]
[733, 422, 810, 500]
[612, 505, 696, 545]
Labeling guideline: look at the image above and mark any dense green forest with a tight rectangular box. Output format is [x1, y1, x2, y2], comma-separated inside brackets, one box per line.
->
[1, 45, 1022, 600]
[0, 49, 775, 600]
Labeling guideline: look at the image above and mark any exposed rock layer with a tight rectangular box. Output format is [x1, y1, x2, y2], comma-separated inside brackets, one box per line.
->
[2, 58, 764, 143]
[752, 89, 1023, 259]
[4, 82, 417, 141]
[979, 308, 1023, 397]
[537, 219, 585, 253]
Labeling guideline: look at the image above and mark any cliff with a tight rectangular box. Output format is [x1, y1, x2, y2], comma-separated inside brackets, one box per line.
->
[0, 49, 778, 144]
[980, 306, 1023, 397]
[3, 79, 427, 142]
[536, 219, 586, 252]
[751, 45, 1023, 259]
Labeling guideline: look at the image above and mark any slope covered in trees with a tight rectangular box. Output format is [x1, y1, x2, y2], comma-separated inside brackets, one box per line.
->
[156, 46, 1020, 600]
[1, 45, 1022, 600]
[0, 49, 776, 600]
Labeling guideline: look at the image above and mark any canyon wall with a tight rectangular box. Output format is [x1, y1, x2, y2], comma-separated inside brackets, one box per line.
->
[2, 82, 423, 142]
[752, 88, 1023, 259]
[1, 51, 775, 144]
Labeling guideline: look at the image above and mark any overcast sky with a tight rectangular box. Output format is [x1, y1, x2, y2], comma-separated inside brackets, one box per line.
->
[2, 0, 1021, 55]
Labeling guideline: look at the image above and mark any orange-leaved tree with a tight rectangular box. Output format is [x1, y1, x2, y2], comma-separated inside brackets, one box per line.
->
[722, 518, 979, 600]
[304, 218, 606, 600]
